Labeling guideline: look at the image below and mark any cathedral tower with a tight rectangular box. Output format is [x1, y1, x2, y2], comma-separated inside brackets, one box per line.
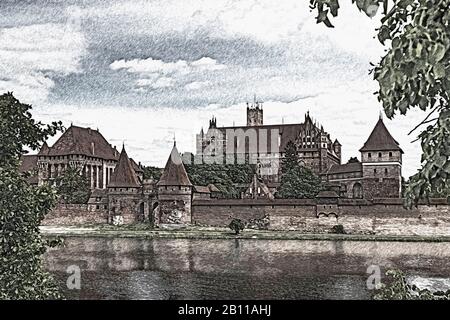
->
[246, 98, 263, 126]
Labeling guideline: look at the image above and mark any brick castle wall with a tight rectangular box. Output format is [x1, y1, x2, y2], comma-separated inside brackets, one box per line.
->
[192, 198, 450, 236]
[43, 204, 108, 225]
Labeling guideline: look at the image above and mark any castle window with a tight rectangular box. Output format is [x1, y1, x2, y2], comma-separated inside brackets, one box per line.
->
[368, 153, 371, 158]
[389, 152, 393, 157]
[374, 169, 377, 174]
[384, 168, 388, 175]
[378, 152, 382, 158]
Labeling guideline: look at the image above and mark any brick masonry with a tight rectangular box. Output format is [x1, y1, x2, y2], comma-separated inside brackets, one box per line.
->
[43, 204, 108, 225]
[192, 199, 450, 236]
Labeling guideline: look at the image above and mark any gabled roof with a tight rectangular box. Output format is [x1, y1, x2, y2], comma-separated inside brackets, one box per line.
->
[207, 184, 221, 193]
[39, 125, 119, 160]
[359, 118, 403, 153]
[18, 155, 38, 173]
[194, 185, 211, 193]
[18, 155, 39, 185]
[108, 146, 141, 188]
[157, 143, 192, 186]
[327, 161, 362, 175]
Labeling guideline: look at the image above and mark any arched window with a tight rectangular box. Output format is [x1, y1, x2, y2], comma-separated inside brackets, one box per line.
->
[352, 183, 363, 199]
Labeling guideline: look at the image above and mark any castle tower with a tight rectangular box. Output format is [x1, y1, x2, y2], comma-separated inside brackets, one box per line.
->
[333, 139, 342, 164]
[107, 145, 143, 224]
[156, 142, 193, 225]
[359, 117, 403, 198]
[246, 98, 263, 126]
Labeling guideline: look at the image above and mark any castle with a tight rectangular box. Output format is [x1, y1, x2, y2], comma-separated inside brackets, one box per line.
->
[19, 103, 408, 226]
[196, 101, 341, 182]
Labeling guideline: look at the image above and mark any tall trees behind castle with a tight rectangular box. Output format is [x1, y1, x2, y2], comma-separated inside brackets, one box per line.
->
[276, 141, 322, 199]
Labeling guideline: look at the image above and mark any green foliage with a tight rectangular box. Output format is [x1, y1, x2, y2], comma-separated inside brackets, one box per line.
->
[54, 167, 91, 204]
[142, 165, 162, 181]
[330, 224, 346, 234]
[309, 0, 450, 207]
[374, 269, 450, 300]
[277, 141, 322, 199]
[185, 163, 256, 198]
[228, 218, 246, 235]
[0, 92, 63, 299]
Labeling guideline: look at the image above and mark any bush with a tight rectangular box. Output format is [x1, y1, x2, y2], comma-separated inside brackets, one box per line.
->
[330, 224, 346, 234]
[228, 218, 245, 235]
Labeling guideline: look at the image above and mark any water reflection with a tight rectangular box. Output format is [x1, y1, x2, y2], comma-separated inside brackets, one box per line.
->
[45, 237, 450, 300]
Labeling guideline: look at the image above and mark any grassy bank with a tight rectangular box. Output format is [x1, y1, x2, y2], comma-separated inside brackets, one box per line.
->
[40, 224, 450, 242]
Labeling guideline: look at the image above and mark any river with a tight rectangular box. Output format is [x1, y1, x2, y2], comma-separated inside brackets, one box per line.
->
[44, 237, 450, 299]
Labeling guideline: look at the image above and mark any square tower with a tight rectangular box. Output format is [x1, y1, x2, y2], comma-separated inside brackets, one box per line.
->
[359, 117, 403, 198]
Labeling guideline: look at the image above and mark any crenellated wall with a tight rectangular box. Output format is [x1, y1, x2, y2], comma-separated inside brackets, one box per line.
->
[43, 204, 108, 225]
[192, 198, 450, 236]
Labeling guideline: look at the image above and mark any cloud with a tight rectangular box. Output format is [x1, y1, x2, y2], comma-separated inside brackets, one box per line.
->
[0, 23, 87, 104]
[185, 81, 210, 91]
[110, 56, 226, 90]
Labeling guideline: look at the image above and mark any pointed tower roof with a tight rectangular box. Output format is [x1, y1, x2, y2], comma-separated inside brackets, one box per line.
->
[157, 143, 192, 186]
[38, 141, 50, 155]
[108, 146, 140, 188]
[359, 118, 403, 153]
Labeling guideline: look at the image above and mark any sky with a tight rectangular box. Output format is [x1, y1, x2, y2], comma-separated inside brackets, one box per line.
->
[0, 0, 426, 178]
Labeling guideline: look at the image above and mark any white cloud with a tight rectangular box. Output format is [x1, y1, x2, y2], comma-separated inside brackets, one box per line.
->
[110, 56, 226, 75]
[0, 23, 87, 104]
[111, 56, 226, 90]
[185, 81, 210, 91]
[190, 57, 227, 71]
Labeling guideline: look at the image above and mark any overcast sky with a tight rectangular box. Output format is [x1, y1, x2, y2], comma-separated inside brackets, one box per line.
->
[1, 0, 426, 178]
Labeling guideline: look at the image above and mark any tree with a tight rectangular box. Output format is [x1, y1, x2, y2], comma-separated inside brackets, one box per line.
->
[229, 218, 245, 235]
[281, 141, 298, 173]
[185, 163, 256, 198]
[0, 92, 63, 299]
[277, 141, 322, 198]
[374, 269, 450, 300]
[142, 165, 163, 181]
[54, 167, 90, 204]
[309, 0, 449, 207]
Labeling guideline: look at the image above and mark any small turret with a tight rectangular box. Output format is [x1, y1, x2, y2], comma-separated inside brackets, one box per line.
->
[209, 116, 217, 129]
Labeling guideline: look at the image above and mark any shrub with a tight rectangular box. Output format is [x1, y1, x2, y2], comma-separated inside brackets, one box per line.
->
[228, 218, 245, 235]
[330, 224, 346, 234]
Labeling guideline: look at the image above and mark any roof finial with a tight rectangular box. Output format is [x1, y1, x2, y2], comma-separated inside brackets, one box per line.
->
[173, 133, 176, 147]
[379, 110, 383, 120]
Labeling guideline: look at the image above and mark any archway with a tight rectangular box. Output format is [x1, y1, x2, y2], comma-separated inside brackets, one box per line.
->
[352, 182, 363, 199]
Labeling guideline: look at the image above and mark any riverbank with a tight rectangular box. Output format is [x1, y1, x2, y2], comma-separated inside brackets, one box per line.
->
[40, 224, 450, 242]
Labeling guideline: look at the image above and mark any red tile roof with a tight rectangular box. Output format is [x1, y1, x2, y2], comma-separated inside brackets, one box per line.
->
[359, 118, 403, 153]
[108, 146, 140, 188]
[157, 144, 192, 186]
[39, 125, 119, 160]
